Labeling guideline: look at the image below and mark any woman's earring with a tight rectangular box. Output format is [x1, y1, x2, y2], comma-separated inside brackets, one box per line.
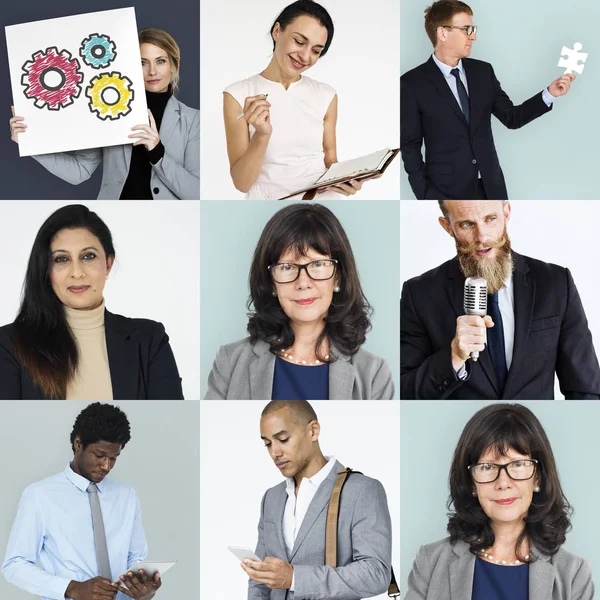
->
[472, 491, 477, 497]
[272, 291, 277, 297]
[334, 285, 340, 293]
[534, 485, 540, 493]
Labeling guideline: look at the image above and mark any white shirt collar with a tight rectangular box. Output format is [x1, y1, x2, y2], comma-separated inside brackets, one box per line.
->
[285, 455, 336, 494]
[432, 53, 464, 78]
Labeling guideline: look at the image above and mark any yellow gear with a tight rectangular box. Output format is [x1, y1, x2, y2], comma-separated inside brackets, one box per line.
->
[86, 72, 134, 120]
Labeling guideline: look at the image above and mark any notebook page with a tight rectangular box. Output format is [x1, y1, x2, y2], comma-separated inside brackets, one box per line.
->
[315, 148, 392, 185]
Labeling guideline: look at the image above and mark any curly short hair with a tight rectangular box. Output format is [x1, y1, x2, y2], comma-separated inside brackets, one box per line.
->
[447, 404, 572, 561]
[424, 0, 473, 47]
[247, 203, 372, 362]
[70, 403, 131, 452]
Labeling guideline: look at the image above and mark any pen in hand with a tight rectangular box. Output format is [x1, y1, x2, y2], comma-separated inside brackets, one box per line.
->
[237, 94, 268, 120]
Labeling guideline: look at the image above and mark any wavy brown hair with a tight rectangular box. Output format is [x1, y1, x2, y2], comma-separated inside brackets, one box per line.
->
[247, 203, 371, 362]
[447, 403, 572, 561]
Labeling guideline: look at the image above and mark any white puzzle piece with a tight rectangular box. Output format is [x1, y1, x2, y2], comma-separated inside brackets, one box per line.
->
[558, 42, 588, 75]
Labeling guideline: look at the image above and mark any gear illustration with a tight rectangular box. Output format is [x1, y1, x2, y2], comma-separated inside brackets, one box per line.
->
[86, 72, 135, 120]
[21, 47, 83, 110]
[79, 33, 117, 69]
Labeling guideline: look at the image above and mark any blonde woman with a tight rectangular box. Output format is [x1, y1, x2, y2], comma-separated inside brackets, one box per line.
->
[9, 29, 199, 200]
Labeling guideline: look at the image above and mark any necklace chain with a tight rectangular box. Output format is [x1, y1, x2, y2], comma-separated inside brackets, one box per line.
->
[478, 548, 529, 566]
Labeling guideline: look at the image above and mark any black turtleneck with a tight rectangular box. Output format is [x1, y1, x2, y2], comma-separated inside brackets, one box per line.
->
[119, 87, 171, 200]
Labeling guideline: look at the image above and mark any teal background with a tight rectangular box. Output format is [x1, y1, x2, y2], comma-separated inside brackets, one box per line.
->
[200, 201, 400, 398]
[400, 401, 600, 591]
[400, 0, 599, 199]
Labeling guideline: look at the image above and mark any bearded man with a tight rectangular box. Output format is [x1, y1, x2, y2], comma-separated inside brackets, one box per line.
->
[400, 200, 600, 399]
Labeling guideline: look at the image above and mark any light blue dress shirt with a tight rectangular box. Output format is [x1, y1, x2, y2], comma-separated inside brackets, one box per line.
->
[2, 464, 148, 600]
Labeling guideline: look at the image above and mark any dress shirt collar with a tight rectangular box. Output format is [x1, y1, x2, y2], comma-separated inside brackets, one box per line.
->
[64, 462, 107, 493]
[285, 455, 336, 494]
[432, 53, 465, 78]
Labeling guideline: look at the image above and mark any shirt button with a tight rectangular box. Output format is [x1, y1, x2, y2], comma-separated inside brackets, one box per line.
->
[472, 159, 477, 165]
[443, 379, 450, 386]
[153, 187, 160, 194]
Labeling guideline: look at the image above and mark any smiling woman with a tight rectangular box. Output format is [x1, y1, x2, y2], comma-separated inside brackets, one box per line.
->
[0, 204, 184, 400]
[204, 203, 394, 400]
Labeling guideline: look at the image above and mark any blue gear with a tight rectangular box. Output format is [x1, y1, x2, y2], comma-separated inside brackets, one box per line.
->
[79, 33, 117, 69]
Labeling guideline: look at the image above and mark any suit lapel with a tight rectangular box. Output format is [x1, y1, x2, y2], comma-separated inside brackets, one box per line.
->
[529, 553, 554, 600]
[288, 461, 341, 561]
[462, 59, 477, 129]
[425, 57, 468, 126]
[504, 253, 534, 398]
[158, 96, 180, 149]
[104, 310, 139, 400]
[249, 342, 275, 399]
[449, 542, 476, 599]
[329, 355, 354, 399]
[446, 259, 498, 395]
[274, 485, 289, 560]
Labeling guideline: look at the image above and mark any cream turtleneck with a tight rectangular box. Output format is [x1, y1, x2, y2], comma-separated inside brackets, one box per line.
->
[64, 300, 113, 400]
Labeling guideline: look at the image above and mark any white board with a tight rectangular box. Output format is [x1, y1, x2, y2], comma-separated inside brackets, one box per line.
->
[6, 7, 148, 157]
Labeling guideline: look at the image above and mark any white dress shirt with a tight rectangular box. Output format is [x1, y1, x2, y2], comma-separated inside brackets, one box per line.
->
[283, 455, 337, 591]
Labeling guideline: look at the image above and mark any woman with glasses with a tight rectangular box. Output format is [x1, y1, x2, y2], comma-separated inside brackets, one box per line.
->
[405, 403, 594, 600]
[204, 203, 394, 399]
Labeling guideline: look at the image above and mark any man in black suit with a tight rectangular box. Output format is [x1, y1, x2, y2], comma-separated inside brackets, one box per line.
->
[400, 0, 576, 200]
[401, 200, 600, 399]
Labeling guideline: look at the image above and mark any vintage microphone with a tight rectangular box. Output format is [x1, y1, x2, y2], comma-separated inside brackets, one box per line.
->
[463, 277, 487, 362]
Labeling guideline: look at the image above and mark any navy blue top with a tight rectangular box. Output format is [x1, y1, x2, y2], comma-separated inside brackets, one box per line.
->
[271, 356, 329, 400]
[472, 556, 529, 600]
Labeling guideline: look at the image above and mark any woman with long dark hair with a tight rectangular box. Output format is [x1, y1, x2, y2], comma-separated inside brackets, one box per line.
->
[405, 403, 594, 599]
[0, 204, 184, 399]
[205, 203, 394, 399]
[9, 29, 199, 200]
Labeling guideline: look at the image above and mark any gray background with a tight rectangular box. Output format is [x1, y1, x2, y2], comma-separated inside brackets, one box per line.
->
[400, 0, 599, 199]
[0, 401, 199, 599]
[401, 401, 600, 592]
[1, 0, 199, 200]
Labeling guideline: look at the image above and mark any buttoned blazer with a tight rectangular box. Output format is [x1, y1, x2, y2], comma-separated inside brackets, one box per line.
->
[0, 309, 184, 400]
[204, 338, 395, 400]
[248, 460, 392, 600]
[405, 538, 594, 600]
[400, 251, 600, 399]
[31, 96, 199, 199]
[400, 57, 553, 200]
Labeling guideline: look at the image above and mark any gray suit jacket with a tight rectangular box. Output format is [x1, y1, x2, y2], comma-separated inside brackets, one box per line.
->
[204, 338, 395, 400]
[405, 538, 595, 600]
[31, 96, 199, 199]
[249, 460, 392, 600]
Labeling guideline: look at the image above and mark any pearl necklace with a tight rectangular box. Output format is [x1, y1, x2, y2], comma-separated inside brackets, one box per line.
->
[478, 548, 529, 565]
[279, 350, 329, 366]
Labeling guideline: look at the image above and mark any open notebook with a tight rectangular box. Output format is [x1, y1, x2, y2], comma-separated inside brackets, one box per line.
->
[278, 147, 400, 200]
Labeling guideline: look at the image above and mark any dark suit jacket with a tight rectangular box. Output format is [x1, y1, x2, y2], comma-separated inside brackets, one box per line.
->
[400, 56, 553, 200]
[0, 309, 184, 400]
[400, 252, 600, 399]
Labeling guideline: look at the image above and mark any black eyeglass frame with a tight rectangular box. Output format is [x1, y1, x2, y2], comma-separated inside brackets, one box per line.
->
[468, 459, 539, 483]
[268, 259, 339, 283]
[441, 24, 477, 36]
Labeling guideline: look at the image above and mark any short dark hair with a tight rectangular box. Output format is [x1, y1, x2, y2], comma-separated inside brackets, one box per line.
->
[247, 203, 372, 362]
[262, 400, 318, 425]
[270, 0, 335, 58]
[424, 0, 473, 47]
[12, 205, 115, 399]
[70, 403, 131, 452]
[447, 404, 572, 561]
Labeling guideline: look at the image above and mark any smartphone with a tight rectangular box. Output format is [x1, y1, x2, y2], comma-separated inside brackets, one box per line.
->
[228, 546, 262, 562]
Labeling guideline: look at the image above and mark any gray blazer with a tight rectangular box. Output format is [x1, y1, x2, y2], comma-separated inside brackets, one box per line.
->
[31, 96, 199, 199]
[204, 338, 395, 400]
[405, 538, 595, 600]
[249, 460, 392, 600]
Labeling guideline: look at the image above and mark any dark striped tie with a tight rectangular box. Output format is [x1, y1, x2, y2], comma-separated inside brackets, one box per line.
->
[487, 292, 507, 393]
[451, 68, 470, 122]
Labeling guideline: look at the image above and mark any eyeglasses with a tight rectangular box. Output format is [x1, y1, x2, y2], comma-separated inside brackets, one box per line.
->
[468, 459, 538, 484]
[268, 259, 338, 283]
[442, 25, 477, 36]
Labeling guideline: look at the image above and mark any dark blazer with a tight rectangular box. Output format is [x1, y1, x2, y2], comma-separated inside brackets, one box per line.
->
[400, 56, 553, 200]
[400, 252, 600, 399]
[0, 309, 184, 400]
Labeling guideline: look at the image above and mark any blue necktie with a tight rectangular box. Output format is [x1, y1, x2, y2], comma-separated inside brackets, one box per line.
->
[451, 68, 470, 122]
[487, 292, 507, 393]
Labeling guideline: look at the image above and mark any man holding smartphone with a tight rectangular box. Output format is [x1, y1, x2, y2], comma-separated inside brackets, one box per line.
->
[2, 403, 162, 600]
[241, 400, 392, 599]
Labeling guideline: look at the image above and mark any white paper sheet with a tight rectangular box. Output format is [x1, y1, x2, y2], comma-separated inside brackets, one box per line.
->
[6, 7, 148, 157]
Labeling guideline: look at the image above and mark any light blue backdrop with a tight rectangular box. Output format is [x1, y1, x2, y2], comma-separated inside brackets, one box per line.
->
[401, 401, 600, 591]
[400, 0, 599, 199]
[200, 201, 400, 398]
